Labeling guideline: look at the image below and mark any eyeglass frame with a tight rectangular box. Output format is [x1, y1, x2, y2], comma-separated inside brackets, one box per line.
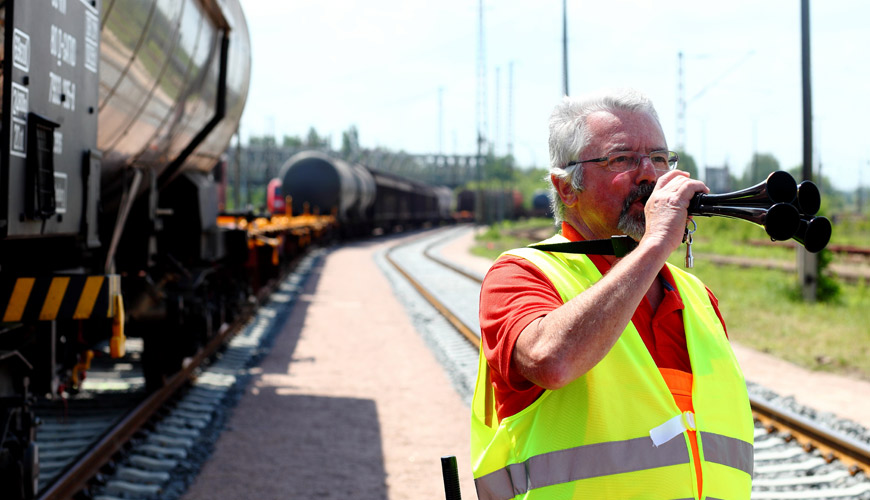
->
[564, 150, 679, 173]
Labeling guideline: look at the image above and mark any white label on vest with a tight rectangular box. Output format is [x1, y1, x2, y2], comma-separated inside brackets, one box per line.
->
[650, 411, 695, 447]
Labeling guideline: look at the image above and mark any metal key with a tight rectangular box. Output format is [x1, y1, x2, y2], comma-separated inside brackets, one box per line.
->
[685, 219, 697, 268]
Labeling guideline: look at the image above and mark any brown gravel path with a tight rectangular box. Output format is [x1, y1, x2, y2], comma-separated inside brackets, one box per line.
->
[440, 225, 870, 429]
[182, 236, 475, 500]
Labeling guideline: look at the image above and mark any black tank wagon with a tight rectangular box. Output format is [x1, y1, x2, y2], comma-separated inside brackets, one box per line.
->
[278, 151, 453, 236]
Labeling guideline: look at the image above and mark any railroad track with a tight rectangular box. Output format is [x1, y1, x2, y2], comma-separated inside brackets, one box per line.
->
[385, 225, 870, 499]
[30, 249, 325, 500]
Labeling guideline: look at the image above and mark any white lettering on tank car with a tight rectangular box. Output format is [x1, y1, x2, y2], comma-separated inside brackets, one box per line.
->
[62, 79, 76, 111]
[11, 82, 29, 120]
[52, 0, 68, 14]
[49, 72, 63, 106]
[54, 130, 63, 155]
[12, 29, 30, 72]
[54, 172, 68, 214]
[49, 72, 77, 111]
[50, 25, 77, 67]
[11, 118, 27, 158]
[84, 11, 99, 73]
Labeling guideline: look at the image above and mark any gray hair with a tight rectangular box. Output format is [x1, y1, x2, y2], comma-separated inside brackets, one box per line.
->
[546, 88, 663, 225]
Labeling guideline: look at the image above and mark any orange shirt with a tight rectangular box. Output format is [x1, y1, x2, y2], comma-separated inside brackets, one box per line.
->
[478, 223, 727, 421]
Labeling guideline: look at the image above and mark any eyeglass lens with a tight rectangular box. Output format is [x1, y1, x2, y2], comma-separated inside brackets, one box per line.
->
[609, 152, 676, 172]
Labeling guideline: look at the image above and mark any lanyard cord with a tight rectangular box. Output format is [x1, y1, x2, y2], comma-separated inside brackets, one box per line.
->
[529, 235, 638, 257]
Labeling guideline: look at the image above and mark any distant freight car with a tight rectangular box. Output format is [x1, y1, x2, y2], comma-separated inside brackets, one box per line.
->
[278, 151, 452, 236]
[532, 189, 554, 218]
[455, 188, 525, 223]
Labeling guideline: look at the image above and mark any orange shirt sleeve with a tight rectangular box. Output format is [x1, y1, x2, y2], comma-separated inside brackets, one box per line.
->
[479, 255, 561, 420]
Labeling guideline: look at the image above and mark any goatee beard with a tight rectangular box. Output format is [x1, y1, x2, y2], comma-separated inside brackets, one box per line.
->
[617, 183, 655, 240]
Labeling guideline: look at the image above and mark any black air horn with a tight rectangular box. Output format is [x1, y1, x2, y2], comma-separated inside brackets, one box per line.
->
[688, 171, 831, 253]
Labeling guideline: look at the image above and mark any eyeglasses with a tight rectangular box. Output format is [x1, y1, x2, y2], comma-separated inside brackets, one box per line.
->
[565, 150, 679, 173]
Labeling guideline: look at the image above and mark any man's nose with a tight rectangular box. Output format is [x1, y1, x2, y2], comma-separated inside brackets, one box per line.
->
[635, 155, 659, 183]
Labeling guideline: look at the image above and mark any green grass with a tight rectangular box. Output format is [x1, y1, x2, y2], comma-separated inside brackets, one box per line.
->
[472, 216, 870, 380]
[676, 258, 870, 379]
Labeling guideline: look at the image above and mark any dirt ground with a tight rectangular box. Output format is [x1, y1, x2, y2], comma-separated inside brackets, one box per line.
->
[182, 236, 475, 500]
[441, 226, 870, 430]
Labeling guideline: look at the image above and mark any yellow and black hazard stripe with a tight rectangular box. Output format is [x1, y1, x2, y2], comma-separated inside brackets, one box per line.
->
[1, 275, 122, 322]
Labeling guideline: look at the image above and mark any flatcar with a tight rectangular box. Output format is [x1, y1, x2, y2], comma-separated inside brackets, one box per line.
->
[0, 1, 254, 496]
[277, 150, 453, 236]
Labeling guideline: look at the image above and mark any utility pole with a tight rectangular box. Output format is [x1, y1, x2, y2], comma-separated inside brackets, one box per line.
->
[476, 0, 487, 224]
[438, 86, 444, 156]
[562, 0, 569, 96]
[507, 61, 514, 161]
[234, 127, 242, 211]
[799, 0, 818, 302]
[676, 51, 686, 152]
[495, 66, 501, 157]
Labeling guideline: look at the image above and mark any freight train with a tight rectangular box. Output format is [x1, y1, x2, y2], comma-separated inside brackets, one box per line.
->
[0, 3, 461, 496]
[0, 1, 258, 496]
[275, 150, 455, 235]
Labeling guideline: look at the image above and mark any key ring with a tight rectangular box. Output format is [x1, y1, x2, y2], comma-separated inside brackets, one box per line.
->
[686, 219, 697, 241]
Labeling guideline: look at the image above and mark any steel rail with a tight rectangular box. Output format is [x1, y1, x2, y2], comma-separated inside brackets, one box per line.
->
[751, 394, 870, 475]
[36, 253, 308, 500]
[402, 226, 870, 477]
[385, 227, 481, 349]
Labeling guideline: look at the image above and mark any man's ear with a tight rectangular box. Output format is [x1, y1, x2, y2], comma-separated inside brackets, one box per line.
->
[551, 173, 579, 208]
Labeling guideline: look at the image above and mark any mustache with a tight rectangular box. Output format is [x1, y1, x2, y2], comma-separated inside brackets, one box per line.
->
[624, 182, 656, 210]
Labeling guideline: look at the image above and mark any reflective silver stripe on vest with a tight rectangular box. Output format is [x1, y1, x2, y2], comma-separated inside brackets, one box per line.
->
[700, 431, 754, 476]
[474, 436, 690, 500]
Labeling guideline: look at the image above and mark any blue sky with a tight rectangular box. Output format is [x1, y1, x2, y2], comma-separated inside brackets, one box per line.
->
[238, 0, 869, 192]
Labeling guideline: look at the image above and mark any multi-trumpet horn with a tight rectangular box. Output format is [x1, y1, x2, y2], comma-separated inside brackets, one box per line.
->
[687, 171, 831, 253]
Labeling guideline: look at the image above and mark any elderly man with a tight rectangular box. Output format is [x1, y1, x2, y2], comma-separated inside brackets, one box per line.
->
[471, 89, 754, 499]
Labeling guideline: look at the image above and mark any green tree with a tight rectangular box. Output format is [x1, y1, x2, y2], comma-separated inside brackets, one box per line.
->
[305, 127, 329, 149]
[249, 135, 277, 147]
[675, 150, 698, 179]
[341, 125, 360, 158]
[484, 154, 516, 184]
[742, 153, 780, 188]
[282, 135, 303, 148]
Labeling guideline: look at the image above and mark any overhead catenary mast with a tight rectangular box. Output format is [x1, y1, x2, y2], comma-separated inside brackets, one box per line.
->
[562, 0, 569, 96]
[476, 0, 487, 222]
[507, 61, 514, 160]
[676, 51, 686, 152]
[495, 66, 500, 156]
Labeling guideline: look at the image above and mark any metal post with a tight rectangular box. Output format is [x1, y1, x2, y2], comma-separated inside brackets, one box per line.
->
[799, 0, 818, 301]
[234, 129, 242, 211]
[562, 0, 569, 96]
[441, 455, 462, 500]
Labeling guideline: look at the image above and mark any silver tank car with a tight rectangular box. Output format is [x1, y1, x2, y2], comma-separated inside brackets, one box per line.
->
[0, 0, 251, 247]
[0, 1, 251, 496]
[98, 0, 251, 199]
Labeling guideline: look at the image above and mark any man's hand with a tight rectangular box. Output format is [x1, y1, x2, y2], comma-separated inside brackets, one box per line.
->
[641, 170, 709, 255]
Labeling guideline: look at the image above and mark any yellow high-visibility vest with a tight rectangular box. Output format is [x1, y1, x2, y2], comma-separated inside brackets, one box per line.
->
[471, 235, 754, 499]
